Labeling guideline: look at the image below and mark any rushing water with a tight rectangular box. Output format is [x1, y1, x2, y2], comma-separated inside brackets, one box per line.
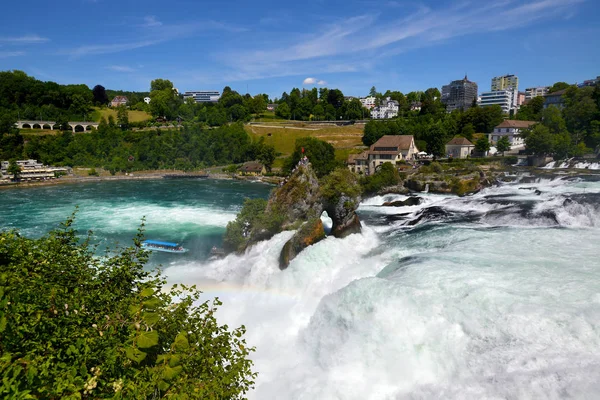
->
[2, 175, 600, 399]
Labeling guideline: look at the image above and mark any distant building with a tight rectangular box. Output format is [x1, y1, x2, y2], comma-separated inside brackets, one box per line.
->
[110, 96, 128, 107]
[182, 91, 221, 103]
[491, 74, 519, 92]
[0, 159, 68, 181]
[578, 76, 600, 88]
[360, 96, 376, 110]
[346, 151, 369, 174]
[525, 86, 550, 100]
[239, 161, 266, 176]
[143, 97, 151, 104]
[441, 75, 478, 112]
[410, 101, 422, 112]
[543, 89, 568, 109]
[371, 97, 399, 119]
[266, 104, 279, 111]
[445, 137, 475, 159]
[516, 92, 526, 107]
[479, 89, 518, 114]
[488, 120, 536, 149]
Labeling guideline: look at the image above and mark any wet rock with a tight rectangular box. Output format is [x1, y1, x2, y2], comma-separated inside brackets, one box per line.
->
[280, 218, 326, 270]
[382, 197, 423, 207]
[534, 190, 542, 195]
[323, 193, 362, 239]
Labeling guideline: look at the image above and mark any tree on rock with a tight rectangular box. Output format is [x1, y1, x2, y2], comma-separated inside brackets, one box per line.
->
[284, 137, 337, 177]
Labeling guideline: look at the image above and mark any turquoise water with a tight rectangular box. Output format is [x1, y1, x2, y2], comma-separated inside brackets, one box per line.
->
[2, 175, 600, 399]
[0, 179, 271, 267]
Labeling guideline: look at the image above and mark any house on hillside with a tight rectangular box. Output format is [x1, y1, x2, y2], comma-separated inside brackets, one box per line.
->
[110, 96, 128, 107]
[371, 97, 399, 119]
[445, 137, 475, 159]
[239, 161, 266, 176]
[410, 101, 422, 112]
[488, 120, 536, 149]
[346, 151, 369, 174]
[266, 104, 279, 111]
[143, 97, 151, 104]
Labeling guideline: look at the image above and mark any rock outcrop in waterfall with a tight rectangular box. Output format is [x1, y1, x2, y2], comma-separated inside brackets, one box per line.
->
[223, 163, 362, 270]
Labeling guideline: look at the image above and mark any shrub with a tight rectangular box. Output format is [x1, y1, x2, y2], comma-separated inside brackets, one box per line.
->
[320, 168, 361, 204]
[360, 162, 400, 195]
[88, 168, 99, 176]
[430, 161, 443, 173]
[0, 217, 256, 398]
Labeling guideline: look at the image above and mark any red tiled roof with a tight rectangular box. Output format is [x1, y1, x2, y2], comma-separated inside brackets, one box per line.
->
[347, 151, 369, 163]
[446, 137, 474, 146]
[495, 120, 537, 129]
[370, 135, 415, 152]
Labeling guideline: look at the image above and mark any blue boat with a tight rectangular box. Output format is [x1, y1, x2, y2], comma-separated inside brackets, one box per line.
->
[141, 240, 188, 254]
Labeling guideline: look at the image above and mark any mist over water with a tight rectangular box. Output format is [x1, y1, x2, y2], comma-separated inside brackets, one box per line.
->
[2, 175, 600, 398]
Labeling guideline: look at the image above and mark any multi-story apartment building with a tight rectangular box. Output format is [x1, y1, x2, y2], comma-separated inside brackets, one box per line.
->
[479, 89, 518, 114]
[525, 86, 550, 100]
[371, 97, 399, 119]
[491, 74, 519, 92]
[182, 91, 221, 103]
[578, 76, 599, 88]
[441, 76, 478, 112]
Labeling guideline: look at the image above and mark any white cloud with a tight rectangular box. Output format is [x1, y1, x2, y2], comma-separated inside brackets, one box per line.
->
[0, 35, 49, 44]
[141, 16, 162, 27]
[303, 77, 317, 85]
[215, 0, 585, 82]
[107, 65, 136, 72]
[0, 51, 25, 58]
[317, 80, 327, 85]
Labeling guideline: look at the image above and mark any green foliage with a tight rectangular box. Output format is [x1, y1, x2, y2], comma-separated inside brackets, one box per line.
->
[474, 136, 491, 153]
[430, 161, 443, 173]
[223, 198, 284, 252]
[549, 82, 571, 93]
[88, 168, 99, 176]
[7, 160, 21, 180]
[0, 217, 256, 398]
[275, 102, 291, 119]
[284, 137, 337, 178]
[460, 123, 475, 141]
[525, 124, 554, 155]
[319, 168, 361, 204]
[360, 162, 400, 195]
[496, 136, 511, 154]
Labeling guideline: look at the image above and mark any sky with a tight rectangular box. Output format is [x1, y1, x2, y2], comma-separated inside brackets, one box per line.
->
[0, 0, 599, 99]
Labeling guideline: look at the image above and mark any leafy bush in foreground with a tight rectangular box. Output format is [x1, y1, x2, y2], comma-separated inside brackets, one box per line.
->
[0, 216, 256, 399]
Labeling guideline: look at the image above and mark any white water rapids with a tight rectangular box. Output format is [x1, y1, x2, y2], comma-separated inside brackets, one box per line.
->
[164, 175, 600, 399]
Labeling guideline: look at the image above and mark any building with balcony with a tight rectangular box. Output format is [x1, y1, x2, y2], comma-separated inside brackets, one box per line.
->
[441, 75, 478, 112]
[360, 96, 376, 109]
[525, 86, 550, 100]
[182, 91, 221, 103]
[479, 89, 518, 114]
[491, 74, 519, 91]
[488, 120, 536, 149]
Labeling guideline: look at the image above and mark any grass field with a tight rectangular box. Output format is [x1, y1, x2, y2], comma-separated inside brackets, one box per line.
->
[92, 108, 152, 123]
[245, 123, 367, 168]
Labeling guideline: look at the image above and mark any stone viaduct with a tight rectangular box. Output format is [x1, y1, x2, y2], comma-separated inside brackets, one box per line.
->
[15, 120, 100, 133]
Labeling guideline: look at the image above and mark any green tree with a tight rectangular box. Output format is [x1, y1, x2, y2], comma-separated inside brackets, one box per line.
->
[92, 85, 108, 106]
[150, 78, 174, 92]
[525, 124, 554, 155]
[7, 159, 21, 180]
[0, 217, 257, 398]
[496, 136, 511, 156]
[258, 143, 276, 172]
[116, 106, 129, 130]
[549, 82, 571, 93]
[284, 137, 337, 177]
[369, 86, 377, 97]
[474, 136, 491, 154]
[275, 102, 291, 119]
[460, 123, 475, 141]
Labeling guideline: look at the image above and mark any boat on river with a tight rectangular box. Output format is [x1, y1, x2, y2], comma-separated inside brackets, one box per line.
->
[141, 240, 188, 253]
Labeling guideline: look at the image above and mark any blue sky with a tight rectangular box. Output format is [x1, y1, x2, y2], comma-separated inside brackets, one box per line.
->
[0, 0, 599, 99]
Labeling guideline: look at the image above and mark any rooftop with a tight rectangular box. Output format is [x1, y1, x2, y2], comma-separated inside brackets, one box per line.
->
[370, 135, 415, 152]
[495, 120, 537, 129]
[446, 137, 474, 146]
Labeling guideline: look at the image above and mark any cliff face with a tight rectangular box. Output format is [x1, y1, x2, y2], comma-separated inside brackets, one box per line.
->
[230, 163, 362, 270]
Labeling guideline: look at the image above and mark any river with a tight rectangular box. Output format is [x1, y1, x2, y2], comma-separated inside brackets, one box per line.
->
[1, 174, 599, 399]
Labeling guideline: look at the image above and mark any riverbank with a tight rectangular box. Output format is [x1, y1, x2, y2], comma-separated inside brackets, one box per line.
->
[0, 169, 282, 190]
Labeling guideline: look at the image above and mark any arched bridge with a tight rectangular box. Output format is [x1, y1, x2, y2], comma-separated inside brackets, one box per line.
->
[15, 120, 100, 132]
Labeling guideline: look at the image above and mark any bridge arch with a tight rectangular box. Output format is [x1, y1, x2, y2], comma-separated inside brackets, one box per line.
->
[85, 125, 93, 131]
[22, 123, 31, 129]
[32, 123, 42, 129]
[73, 125, 84, 133]
[42, 124, 52, 130]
